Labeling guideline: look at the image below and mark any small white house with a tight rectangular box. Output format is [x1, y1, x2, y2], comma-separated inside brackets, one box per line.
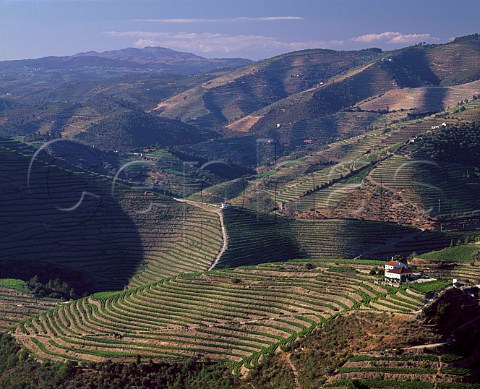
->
[384, 260, 413, 283]
[220, 202, 230, 209]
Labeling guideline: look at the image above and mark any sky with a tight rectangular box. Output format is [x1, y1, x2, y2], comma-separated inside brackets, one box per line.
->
[1, 0, 479, 61]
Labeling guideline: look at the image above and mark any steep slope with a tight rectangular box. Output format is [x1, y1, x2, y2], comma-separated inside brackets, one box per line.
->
[226, 40, 480, 147]
[427, 33, 480, 85]
[12, 260, 425, 367]
[0, 97, 216, 152]
[209, 92, 480, 232]
[356, 80, 480, 114]
[240, 60, 396, 145]
[154, 48, 383, 129]
[311, 103, 480, 226]
[219, 208, 450, 266]
[152, 36, 480, 165]
[0, 286, 59, 332]
[74, 110, 214, 152]
[0, 138, 222, 292]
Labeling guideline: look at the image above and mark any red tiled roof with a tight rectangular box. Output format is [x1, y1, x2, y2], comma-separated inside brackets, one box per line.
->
[386, 267, 412, 275]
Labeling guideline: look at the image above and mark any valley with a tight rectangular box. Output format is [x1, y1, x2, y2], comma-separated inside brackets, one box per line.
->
[0, 34, 480, 388]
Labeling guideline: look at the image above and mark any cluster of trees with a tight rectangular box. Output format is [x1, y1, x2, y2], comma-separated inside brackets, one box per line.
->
[0, 260, 94, 300]
[413, 123, 480, 167]
[26, 276, 78, 300]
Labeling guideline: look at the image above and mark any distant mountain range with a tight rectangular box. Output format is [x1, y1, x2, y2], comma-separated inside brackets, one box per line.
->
[0, 46, 253, 75]
[155, 34, 480, 142]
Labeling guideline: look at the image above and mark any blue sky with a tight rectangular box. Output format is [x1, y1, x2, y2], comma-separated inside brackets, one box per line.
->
[1, 0, 479, 61]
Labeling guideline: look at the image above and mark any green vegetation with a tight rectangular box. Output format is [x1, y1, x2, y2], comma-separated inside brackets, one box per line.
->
[76, 110, 212, 153]
[0, 138, 223, 292]
[188, 178, 248, 204]
[0, 279, 29, 293]
[14, 260, 424, 369]
[418, 245, 479, 263]
[408, 280, 450, 294]
[326, 379, 436, 388]
[26, 276, 78, 300]
[0, 288, 59, 332]
[413, 123, 480, 166]
[221, 207, 450, 267]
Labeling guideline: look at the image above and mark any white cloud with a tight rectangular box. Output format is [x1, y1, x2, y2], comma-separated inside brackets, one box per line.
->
[352, 32, 436, 44]
[132, 16, 303, 23]
[104, 31, 343, 56]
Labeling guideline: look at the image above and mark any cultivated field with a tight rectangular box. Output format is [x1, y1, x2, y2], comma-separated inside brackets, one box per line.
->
[13, 260, 426, 371]
[0, 286, 59, 332]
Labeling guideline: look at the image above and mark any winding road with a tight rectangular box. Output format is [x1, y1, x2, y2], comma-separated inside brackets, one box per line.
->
[174, 198, 228, 271]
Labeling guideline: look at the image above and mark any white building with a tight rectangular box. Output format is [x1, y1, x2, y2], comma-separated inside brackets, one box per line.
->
[384, 260, 413, 283]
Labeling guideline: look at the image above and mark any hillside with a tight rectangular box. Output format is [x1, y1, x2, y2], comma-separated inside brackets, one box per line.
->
[0, 97, 216, 152]
[11, 254, 480, 387]
[12, 259, 426, 367]
[219, 208, 450, 266]
[0, 284, 59, 332]
[211, 93, 480, 233]
[155, 37, 480, 136]
[154, 48, 383, 129]
[74, 110, 214, 152]
[225, 39, 480, 146]
[146, 37, 480, 172]
[2, 33, 480, 389]
[356, 80, 480, 114]
[0, 138, 224, 292]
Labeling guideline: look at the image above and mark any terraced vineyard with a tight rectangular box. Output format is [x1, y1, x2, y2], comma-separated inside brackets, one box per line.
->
[326, 354, 475, 388]
[187, 177, 248, 205]
[227, 124, 400, 213]
[287, 166, 374, 213]
[128, 201, 223, 287]
[0, 138, 223, 291]
[220, 91, 480, 223]
[220, 208, 450, 267]
[274, 161, 365, 204]
[369, 154, 480, 218]
[13, 260, 426, 370]
[0, 286, 59, 332]
[412, 251, 480, 285]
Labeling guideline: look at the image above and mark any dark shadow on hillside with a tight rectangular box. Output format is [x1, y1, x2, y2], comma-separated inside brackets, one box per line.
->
[423, 286, 480, 368]
[419, 86, 447, 114]
[385, 47, 441, 87]
[201, 91, 229, 127]
[219, 207, 303, 268]
[219, 208, 452, 266]
[254, 62, 395, 148]
[0, 139, 145, 292]
[290, 219, 451, 260]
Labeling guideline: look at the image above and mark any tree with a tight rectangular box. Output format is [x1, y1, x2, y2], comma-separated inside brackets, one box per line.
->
[472, 250, 480, 263]
[392, 254, 407, 265]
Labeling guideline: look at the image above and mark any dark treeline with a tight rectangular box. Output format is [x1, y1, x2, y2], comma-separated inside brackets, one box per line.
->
[0, 260, 95, 300]
[0, 334, 239, 389]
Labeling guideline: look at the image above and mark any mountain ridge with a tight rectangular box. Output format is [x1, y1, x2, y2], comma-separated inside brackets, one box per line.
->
[0, 46, 253, 75]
